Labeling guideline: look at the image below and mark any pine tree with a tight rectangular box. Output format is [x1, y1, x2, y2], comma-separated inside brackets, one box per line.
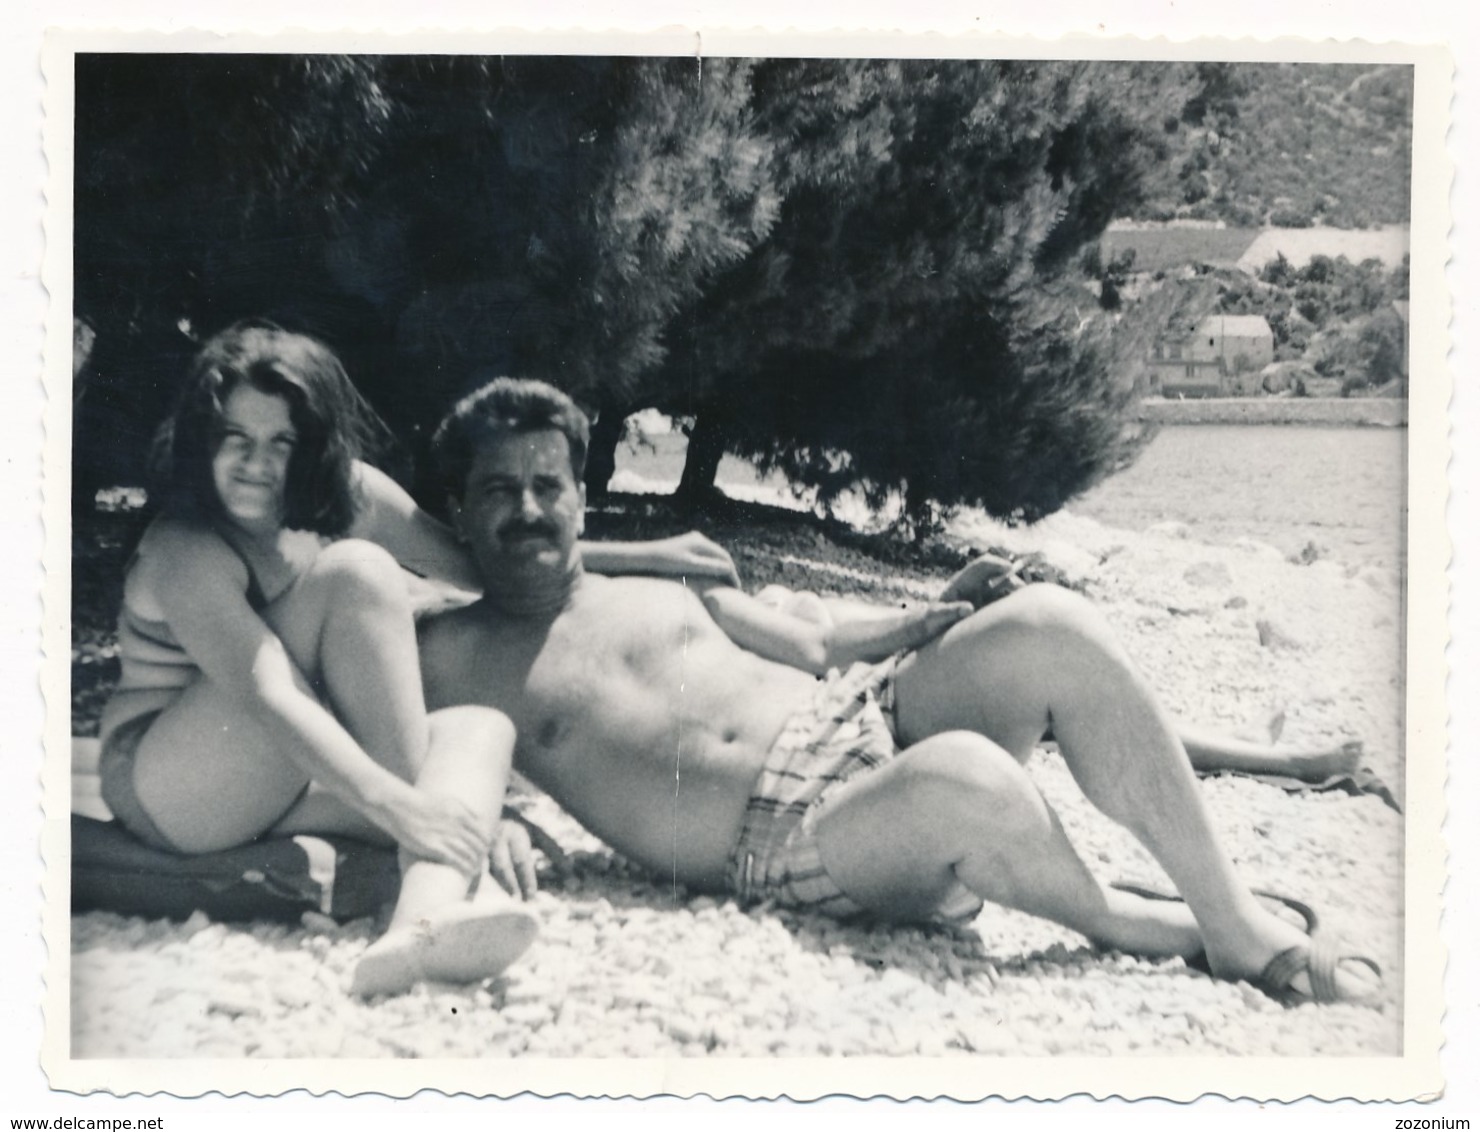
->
[635, 59, 1199, 524]
[76, 54, 1211, 528]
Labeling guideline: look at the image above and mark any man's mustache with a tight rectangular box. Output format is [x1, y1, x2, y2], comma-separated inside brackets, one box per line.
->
[498, 519, 559, 541]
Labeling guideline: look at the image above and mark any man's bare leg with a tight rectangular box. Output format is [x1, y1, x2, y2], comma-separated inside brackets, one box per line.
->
[814, 732, 1207, 958]
[765, 584, 1366, 785]
[889, 584, 1376, 996]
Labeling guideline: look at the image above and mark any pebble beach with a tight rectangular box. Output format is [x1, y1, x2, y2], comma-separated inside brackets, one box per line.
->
[69, 480, 1409, 1062]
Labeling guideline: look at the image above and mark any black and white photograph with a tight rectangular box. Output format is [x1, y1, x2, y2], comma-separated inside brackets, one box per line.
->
[36, 30, 1451, 1102]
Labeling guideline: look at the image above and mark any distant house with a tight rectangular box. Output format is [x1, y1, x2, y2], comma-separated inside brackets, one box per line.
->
[1149, 314, 1276, 397]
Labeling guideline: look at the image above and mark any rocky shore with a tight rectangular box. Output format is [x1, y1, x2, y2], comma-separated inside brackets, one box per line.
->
[69, 505, 1406, 1061]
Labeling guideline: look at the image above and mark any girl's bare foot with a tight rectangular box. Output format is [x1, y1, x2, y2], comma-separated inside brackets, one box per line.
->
[1280, 740, 1364, 783]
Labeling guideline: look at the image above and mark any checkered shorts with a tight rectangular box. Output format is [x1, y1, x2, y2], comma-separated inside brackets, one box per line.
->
[724, 659, 900, 917]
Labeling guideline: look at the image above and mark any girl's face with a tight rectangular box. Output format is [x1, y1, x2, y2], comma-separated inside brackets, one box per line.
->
[211, 384, 298, 533]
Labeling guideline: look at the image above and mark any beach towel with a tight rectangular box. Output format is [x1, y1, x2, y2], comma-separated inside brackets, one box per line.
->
[1196, 765, 1403, 813]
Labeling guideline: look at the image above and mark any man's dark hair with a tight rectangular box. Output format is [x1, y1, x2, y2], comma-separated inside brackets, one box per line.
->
[153, 319, 385, 536]
[431, 377, 591, 496]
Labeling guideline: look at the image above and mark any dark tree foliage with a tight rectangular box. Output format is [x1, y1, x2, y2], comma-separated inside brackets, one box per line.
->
[75, 53, 1208, 528]
[1179, 62, 1250, 128]
[74, 54, 398, 496]
[75, 55, 773, 499]
[635, 59, 1196, 524]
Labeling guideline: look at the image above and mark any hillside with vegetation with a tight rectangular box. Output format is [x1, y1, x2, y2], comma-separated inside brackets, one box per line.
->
[1131, 62, 1413, 229]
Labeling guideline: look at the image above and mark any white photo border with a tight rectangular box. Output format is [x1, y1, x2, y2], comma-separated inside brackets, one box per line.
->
[37, 27, 1453, 1101]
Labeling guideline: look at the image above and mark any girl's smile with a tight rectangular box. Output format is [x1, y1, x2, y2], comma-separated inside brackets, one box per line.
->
[211, 384, 298, 533]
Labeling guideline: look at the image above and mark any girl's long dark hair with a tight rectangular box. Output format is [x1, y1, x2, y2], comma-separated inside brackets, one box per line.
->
[152, 319, 394, 537]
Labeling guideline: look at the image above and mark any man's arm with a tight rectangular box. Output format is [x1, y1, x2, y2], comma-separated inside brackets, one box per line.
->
[348, 461, 740, 590]
[699, 583, 971, 676]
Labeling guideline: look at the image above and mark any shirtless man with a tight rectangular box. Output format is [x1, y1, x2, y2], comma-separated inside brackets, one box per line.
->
[419, 377, 1380, 1005]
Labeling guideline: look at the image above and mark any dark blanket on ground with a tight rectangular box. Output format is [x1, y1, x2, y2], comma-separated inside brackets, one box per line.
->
[71, 815, 399, 924]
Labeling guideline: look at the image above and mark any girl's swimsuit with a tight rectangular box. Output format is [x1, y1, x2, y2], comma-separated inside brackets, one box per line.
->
[97, 530, 275, 851]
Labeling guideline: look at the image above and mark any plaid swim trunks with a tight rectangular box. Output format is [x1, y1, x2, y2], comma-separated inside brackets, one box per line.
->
[724, 659, 901, 918]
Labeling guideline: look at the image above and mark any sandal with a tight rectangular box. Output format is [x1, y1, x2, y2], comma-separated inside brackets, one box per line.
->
[1108, 881, 1383, 1006]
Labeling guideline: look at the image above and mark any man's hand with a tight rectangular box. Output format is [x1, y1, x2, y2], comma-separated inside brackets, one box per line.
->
[939, 554, 1027, 609]
[488, 819, 539, 900]
[869, 601, 975, 656]
[655, 531, 741, 587]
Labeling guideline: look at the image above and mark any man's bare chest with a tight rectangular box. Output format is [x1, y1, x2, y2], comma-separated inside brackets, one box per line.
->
[427, 581, 710, 725]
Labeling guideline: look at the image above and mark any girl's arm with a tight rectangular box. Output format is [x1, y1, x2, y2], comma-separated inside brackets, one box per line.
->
[699, 582, 971, 676]
[144, 523, 463, 854]
[582, 530, 740, 586]
[348, 460, 740, 588]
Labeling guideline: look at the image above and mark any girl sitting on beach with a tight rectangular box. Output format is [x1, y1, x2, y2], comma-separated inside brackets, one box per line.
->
[96, 319, 737, 997]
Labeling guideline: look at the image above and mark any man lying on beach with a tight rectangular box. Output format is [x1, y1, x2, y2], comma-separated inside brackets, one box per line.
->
[419, 376, 1382, 1006]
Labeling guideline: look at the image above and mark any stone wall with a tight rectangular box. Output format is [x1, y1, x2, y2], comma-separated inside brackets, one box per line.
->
[1135, 397, 1407, 427]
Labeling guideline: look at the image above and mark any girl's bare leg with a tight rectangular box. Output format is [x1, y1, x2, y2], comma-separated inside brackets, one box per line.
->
[131, 540, 534, 992]
[261, 542, 536, 993]
[351, 707, 537, 997]
[132, 539, 429, 851]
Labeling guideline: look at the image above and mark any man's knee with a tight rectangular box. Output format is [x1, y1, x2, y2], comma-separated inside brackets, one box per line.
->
[988, 583, 1125, 664]
[995, 582, 1092, 630]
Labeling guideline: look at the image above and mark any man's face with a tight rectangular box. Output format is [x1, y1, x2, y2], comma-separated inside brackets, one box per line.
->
[452, 428, 586, 582]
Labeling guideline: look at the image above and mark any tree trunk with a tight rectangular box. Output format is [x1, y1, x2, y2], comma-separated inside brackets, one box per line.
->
[903, 476, 939, 543]
[583, 401, 628, 499]
[674, 412, 729, 508]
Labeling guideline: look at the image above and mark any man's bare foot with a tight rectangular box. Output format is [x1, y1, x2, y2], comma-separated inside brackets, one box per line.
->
[350, 901, 538, 998]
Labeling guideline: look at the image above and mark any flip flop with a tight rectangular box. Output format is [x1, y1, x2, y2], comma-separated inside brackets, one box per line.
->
[1108, 881, 1383, 1006]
